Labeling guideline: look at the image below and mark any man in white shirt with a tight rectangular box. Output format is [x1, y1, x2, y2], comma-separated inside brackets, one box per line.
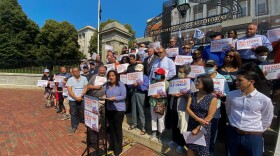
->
[226, 70, 273, 156]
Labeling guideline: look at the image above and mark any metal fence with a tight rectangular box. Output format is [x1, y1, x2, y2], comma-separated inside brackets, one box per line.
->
[0, 60, 80, 74]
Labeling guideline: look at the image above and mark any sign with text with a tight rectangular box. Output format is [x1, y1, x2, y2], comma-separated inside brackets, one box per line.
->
[236, 37, 262, 50]
[187, 65, 205, 78]
[104, 64, 115, 72]
[117, 54, 128, 62]
[49, 81, 55, 88]
[84, 95, 99, 114]
[166, 48, 179, 57]
[213, 78, 225, 94]
[37, 80, 48, 87]
[148, 82, 166, 96]
[116, 63, 129, 73]
[94, 76, 107, 86]
[267, 28, 280, 42]
[105, 45, 113, 51]
[168, 79, 191, 94]
[84, 110, 99, 132]
[262, 63, 280, 80]
[210, 38, 233, 52]
[120, 74, 127, 84]
[126, 72, 143, 85]
[174, 55, 193, 65]
[54, 75, 65, 83]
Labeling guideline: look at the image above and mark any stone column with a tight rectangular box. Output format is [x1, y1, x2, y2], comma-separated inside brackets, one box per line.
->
[190, 7, 194, 21]
[186, 9, 190, 22]
[250, 0, 255, 17]
[203, 4, 207, 18]
[217, 6, 221, 15]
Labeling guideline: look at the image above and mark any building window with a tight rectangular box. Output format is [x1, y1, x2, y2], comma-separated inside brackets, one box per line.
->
[240, 1, 248, 17]
[256, 0, 268, 16]
[208, 9, 217, 17]
[195, 13, 203, 20]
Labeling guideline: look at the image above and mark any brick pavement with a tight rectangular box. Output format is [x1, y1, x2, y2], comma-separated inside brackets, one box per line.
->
[0, 88, 160, 156]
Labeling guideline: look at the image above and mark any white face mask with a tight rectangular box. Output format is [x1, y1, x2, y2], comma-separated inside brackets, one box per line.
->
[257, 56, 267, 62]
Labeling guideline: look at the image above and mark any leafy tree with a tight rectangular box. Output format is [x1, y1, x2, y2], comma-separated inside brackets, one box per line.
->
[0, 0, 40, 61]
[89, 19, 135, 56]
[35, 20, 83, 61]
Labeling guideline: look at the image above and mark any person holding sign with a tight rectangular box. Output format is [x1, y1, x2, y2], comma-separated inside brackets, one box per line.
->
[87, 65, 107, 99]
[149, 68, 169, 143]
[169, 37, 184, 57]
[226, 70, 273, 156]
[128, 64, 149, 135]
[66, 67, 88, 135]
[105, 70, 127, 156]
[168, 65, 195, 154]
[186, 75, 218, 156]
[41, 69, 54, 108]
[237, 24, 272, 64]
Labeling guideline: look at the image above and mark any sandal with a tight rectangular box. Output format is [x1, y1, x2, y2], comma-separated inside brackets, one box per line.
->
[128, 126, 136, 130]
[140, 130, 146, 135]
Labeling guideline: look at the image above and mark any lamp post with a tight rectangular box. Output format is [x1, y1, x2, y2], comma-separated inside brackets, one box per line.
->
[176, 0, 190, 47]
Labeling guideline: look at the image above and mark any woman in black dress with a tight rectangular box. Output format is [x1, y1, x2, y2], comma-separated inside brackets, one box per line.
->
[186, 75, 218, 156]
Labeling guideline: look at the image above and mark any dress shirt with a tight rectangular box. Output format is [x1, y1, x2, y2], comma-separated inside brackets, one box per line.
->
[150, 56, 176, 81]
[105, 82, 127, 111]
[66, 76, 88, 101]
[202, 45, 226, 67]
[237, 34, 272, 59]
[226, 89, 273, 132]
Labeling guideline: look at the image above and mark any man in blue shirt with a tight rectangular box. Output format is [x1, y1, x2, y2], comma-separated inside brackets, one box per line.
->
[202, 32, 227, 67]
[237, 24, 272, 64]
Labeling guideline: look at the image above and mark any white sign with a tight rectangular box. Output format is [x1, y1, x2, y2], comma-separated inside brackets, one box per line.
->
[174, 55, 193, 65]
[213, 78, 225, 94]
[73, 88, 84, 97]
[94, 76, 107, 86]
[116, 63, 129, 73]
[120, 74, 127, 84]
[105, 45, 113, 51]
[267, 28, 280, 42]
[117, 54, 128, 62]
[104, 64, 115, 72]
[84, 95, 99, 114]
[84, 110, 99, 132]
[62, 87, 68, 96]
[49, 81, 55, 88]
[54, 75, 65, 83]
[148, 82, 166, 96]
[210, 38, 233, 52]
[188, 65, 205, 78]
[149, 41, 161, 49]
[138, 48, 148, 62]
[166, 48, 179, 57]
[126, 72, 143, 85]
[262, 63, 280, 80]
[183, 131, 206, 147]
[168, 79, 191, 94]
[37, 80, 48, 87]
[236, 37, 262, 50]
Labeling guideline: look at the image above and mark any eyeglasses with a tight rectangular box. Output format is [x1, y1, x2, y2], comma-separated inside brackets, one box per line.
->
[157, 52, 163, 54]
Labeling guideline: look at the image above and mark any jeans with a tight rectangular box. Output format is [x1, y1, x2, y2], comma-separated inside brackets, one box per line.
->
[69, 100, 83, 129]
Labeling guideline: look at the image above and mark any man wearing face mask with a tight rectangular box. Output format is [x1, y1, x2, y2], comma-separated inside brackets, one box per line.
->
[198, 60, 229, 154]
[241, 46, 272, 97]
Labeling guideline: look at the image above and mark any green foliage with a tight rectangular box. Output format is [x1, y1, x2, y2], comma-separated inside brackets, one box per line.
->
[89, 19, 136, 56]
[35, 20, 83, 61]
[0, 0, 40, 61]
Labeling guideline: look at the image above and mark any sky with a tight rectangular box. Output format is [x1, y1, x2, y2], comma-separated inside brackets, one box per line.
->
[18, 0, 165, 38]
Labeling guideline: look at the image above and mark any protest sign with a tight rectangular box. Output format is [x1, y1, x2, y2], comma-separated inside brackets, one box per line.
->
[84, 95, 99, 114]
[84, 110, 99, 132]
[105, 45, 113, 51]
[138, 48, 148, 62]
[54, 75, 65, 83]
[262, 63, 280, 80]
[126, 72, 143, 85]
[104, 64, 115, 71]
[149, 41, 160, 49]
[49, 81, 55, 88]
[166, 48, 179, 57]
[174, 55, 193, 65]
[94, 76, 107, 86]
[187, 65, 205, 78]
[212, 78, 225, 94]
[73, 88, 84, 97]
[236, 37, 262, 50]
[148, 82, 166, 96]
[62, 87, 68, 96]
[120, 74, 127, 84]
[267, 28, 280, 42]
[117, 54, 128, 62]
[168, 79, 191, 94]
[210, 38, 233, 52]
[37, 80, 48, 87]
[116, 63, 129, 73]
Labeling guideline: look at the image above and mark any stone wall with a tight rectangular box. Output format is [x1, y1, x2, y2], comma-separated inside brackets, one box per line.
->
[0, 73, 42, 89]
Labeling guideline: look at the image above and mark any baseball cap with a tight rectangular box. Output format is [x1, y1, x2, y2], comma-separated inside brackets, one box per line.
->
[135, 64, 144, 72]
[155, 68, 165, 75]
[205, 60, 217, 67]
[43, 69, 50, 73]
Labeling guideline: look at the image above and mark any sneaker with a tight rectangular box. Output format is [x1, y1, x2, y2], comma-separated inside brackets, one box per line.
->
[175, 146, 186, 154]
[149, 131, 157, 140]
[61, 114, 70, 120]
[168, 141, 178, 149]
[158, 133, 163, 143]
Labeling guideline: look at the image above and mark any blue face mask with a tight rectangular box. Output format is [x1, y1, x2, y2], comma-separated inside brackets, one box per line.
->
[155, 74, 162, 80]
[205, 67, 215, 75]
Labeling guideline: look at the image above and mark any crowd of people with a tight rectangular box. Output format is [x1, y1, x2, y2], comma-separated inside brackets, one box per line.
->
[41, 23, 280, 156]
